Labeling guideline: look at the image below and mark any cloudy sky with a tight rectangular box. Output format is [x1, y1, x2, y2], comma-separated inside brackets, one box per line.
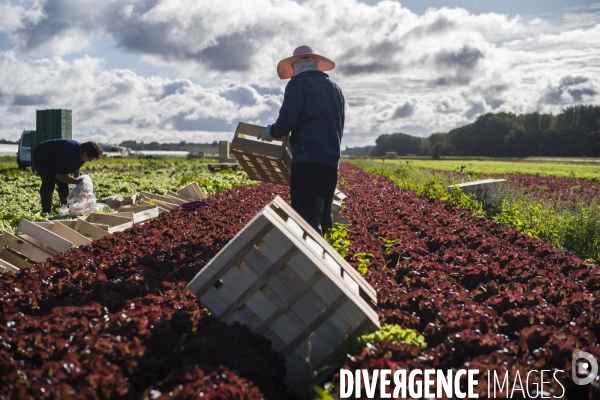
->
[0, 0, 599, 148]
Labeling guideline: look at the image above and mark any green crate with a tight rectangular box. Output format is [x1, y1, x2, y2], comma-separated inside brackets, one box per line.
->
[31, 109, 72, 171]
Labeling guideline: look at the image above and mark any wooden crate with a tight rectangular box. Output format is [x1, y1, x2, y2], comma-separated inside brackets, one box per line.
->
[187, 196, 378, 397]
[0, 232, 54, 263]
[332, 199, 343, 213]
[334, 189, 347, 202]
[14, 234, 60, 255]
[447, 179, 508, 203]
[140, 191, 185, 206]
[118, 205, 160, 224]
[0, 257, 20, 273]
[0, 248, 32, 270]
[31, 220, 93, 247]
[331, 189, 349, 224]
[35, 221, 92, 247]
[139, 194, 177, 210]
[85, 213, 133, 233]
[160, 195, 187, 206]
[103, 195, 137, 210]
[165, 190, 192, 202]
[231, 122, 292, 186]
[178, 182, 204, 201]
[140, 199, 170, 214]
[16, 219, 73, 253]
[57, 220, 110, 239]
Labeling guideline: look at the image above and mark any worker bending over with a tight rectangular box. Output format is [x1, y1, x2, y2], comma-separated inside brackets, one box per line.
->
[32, 139, 102, 213]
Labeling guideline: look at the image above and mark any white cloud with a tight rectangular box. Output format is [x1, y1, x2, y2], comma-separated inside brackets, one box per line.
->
[0, 0, 598, 147]
[0, 51, 281, 143]
[0, 2, 28, 31]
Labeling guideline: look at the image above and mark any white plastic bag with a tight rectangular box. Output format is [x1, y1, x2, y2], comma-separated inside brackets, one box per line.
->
[58, 175, 97, 216]
[92, 203, 111, 212]
[104, 194, 124, 202]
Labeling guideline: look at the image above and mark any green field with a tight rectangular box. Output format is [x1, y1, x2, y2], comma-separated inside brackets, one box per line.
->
[363, 158, 600, 180]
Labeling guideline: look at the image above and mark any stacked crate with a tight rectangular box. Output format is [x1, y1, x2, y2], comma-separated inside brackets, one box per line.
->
[0, 218, 106, 273]
[231, 122, 292, 186]
[0, 203, 163, 273]
[0, 231, 56, 272]
[0, 182, 206, 274]
[32, 109, 72, 149]
[29, 109, 72, 172]
[138, 182, 204, 212]
[332, 189, 349, 225]
[187, 196, 379, 397]
[218, 141, 230, 163]
[102, 194, 137, 210]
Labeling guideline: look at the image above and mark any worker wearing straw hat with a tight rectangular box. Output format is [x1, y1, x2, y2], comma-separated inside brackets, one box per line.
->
[259, 45, 345, 236]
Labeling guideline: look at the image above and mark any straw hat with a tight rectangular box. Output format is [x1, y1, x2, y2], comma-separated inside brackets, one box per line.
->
[277, 45, 335, 80]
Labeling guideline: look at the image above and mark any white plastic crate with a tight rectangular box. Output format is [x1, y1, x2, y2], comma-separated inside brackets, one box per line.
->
[187, 196, 378, 397]
[447, 178, 507, 203]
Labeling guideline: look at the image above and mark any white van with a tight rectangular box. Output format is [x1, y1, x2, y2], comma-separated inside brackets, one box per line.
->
[17, 130, 33, 169]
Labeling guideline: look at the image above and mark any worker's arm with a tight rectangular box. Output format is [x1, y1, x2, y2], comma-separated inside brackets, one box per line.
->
[271, 79, 303, 138]
[55, 174, 82, 185]
[73, 169, 80, 178]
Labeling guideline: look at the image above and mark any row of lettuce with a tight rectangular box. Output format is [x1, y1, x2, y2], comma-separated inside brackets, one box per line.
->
[0, 183, 296, 399]
[316, 163, 599, 399]
[354, 160, 600, 264]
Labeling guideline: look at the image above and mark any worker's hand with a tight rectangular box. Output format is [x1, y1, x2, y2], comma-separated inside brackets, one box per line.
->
[73, 177, 84, 185]
[258, 125, 275, 142]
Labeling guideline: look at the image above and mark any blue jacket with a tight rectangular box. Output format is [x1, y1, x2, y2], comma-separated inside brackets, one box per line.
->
[32, 139, 84, 175]
[270, 71, 345, 169]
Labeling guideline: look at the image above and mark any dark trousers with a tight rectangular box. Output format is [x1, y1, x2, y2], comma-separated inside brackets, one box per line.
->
[33, 156, 69, 213]
[290, 162, 338, 236]
[38, 173, 69, 198]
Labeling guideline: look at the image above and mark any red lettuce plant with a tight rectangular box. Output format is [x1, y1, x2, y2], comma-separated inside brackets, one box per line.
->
[334, 163, 599, 400]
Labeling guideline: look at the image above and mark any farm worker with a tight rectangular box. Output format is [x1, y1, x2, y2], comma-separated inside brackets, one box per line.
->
[259, 45, 345, 236]
[32, 139, 103, 213]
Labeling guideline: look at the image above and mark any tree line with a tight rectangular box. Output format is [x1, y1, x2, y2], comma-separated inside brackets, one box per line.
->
[371, 105, 600, 157]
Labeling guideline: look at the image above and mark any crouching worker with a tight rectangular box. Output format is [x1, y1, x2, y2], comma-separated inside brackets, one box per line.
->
[32, 139, 102, 213]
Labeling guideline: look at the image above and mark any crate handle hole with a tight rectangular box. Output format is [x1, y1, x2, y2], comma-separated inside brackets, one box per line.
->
[213, 279, 224, 289]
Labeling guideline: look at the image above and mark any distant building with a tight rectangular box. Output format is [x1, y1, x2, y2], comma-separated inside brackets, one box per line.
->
[99, 143, 129, 157]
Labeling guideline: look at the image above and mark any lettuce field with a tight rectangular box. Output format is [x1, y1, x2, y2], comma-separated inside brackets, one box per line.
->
[0, 156, 257, 233]
[383, 158, 600, 181]
[357, 160, 600, 264]
[1, 156, 600, 399]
